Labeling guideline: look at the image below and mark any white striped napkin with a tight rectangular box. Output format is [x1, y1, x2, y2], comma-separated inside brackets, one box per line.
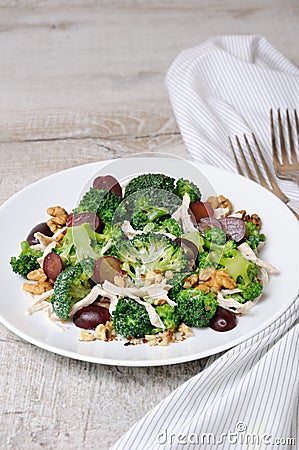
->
[113, 300, 298, 450]
[166, 34, 299, 211]
[112, 35, 299, 450]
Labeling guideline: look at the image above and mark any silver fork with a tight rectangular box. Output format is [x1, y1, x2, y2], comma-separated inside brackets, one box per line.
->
[229, 133, 299, 220]
[271, 108, 299, 186]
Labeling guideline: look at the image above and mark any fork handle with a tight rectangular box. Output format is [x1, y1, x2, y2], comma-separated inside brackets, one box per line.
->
[287, 203, 299, 220]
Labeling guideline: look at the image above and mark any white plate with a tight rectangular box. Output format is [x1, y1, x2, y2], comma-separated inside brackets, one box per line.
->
[0, 156, 298, 366]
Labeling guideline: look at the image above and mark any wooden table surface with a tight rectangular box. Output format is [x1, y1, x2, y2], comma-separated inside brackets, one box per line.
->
[1, 1, 298, 449]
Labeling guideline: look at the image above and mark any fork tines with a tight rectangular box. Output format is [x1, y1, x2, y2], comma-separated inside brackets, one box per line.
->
[271, 108, 299, 185]
[229, 133, 289, 204]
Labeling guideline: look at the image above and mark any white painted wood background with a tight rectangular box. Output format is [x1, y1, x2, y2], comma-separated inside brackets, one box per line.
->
[0, 1, 298, 449]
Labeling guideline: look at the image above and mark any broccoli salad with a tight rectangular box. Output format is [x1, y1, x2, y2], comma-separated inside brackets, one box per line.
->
[10, 173, 278, 346]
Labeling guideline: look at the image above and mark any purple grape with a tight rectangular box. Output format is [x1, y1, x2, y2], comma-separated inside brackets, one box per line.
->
[219, 217, 246, 243]
[209, 307, 237, 332]
[27, 222, 53, 245]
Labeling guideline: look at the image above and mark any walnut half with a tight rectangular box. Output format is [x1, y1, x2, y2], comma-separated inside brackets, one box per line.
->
[206, 195, 233, 217]
[236, 210, 262, 230]
[23, 268, 54, 295]
[47, 206, 68, 233]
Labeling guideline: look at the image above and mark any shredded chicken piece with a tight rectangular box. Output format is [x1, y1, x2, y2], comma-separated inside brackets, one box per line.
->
[217, 292, 259, 315]
[27, 300, 51, 314]
[102, 280, 176, 307]
[221, 288, 242, 296]
[145, 284, 177, 307]
[37, 241, 57, 267]
[172, 193, 198, 234]
[34, 232, 54, 248]
[101, 238, 113, 255]
[69, 285, 117, 318]
[213, 207, 231, 219]
[102, 281, 166, 328]
[30, 228, 64, 253]
[259, 267, 269, 287]
[121, 221, 143, 240]
[135, 297, 165, 328]
[52, 226, 66, 240]
[154, 231, 177, 240]
[121, 221, 176, 241]
[237, 243, 279, 273]
[109, 296, 119, 315]
[26, 289, 54, 315]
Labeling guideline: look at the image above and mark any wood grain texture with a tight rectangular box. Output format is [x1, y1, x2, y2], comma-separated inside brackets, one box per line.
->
[0, 1, 298, 449]
[0, 1, 298, 115]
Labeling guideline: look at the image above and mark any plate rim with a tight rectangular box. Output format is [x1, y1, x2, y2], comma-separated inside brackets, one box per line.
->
[0, 157, 298, 366]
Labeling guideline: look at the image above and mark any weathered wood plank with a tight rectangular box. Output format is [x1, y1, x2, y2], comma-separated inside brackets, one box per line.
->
[0, 137, 187, 205]
[0, 109, 179, 143]
[0, 322, 209, 449]
[0, 2, 298, 119]
[0, 1, 298, 449]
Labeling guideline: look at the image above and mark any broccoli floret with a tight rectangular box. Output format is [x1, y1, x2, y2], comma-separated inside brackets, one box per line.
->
[10, 241, 43, 278]
[226, 279, 263, 304]
[131, 201, 169, 230]
[237, 279, 263, 300]
[196, 251, 217, 271]
[55, 223, 103, 266]
[168, 271, 193, 301]
[219, 251, 258, 285]
[217, 248, 262, 300]
[205, 227, 227, 246]
[155, 303, 180, 330]
[156, 218, 182, 237]
[79, 257, 95, 277]
[51, 259, 94, 320]
[104, 244, 119, 258]
[225, 293, 246, 304]
[143, 217, 182, 237]
[175, 178, 201, 203]
[117, 233, 189, 280]
[131, 210, 148, 230]
[112, 297, 154, 338]
[175, 289, 218, 327]
[200, 239, 237, 268]
[73, 187, 122, 224]
[245, 222, 266, 251]
[124, 173, 175, 198]
[94, 222, 114, 248]
[197, 251, 209, 270]
[222, 240, 237, 257]
[116, 189, 181, 228]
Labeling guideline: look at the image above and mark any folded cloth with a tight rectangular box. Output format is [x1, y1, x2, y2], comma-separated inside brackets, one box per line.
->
[111, 36, 299, 450]
[166, 34, 299, 211]
[112, 299, 298, 450]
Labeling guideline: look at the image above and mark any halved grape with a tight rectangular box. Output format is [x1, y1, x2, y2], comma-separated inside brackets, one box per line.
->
[209, 306, 237, 332]
[43, 252, 63, 280]
[189, 201, 214, 222]
[27, 222, 53, 245]
[66, 212, 103, 233]
[73, 305, 111, 330]
[93, 175, 122, 198]
[197, 217, 222, 233]
[93, 256, 123, 284]
[219, 217, 246, 243]
[174, 237, 198, 261]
